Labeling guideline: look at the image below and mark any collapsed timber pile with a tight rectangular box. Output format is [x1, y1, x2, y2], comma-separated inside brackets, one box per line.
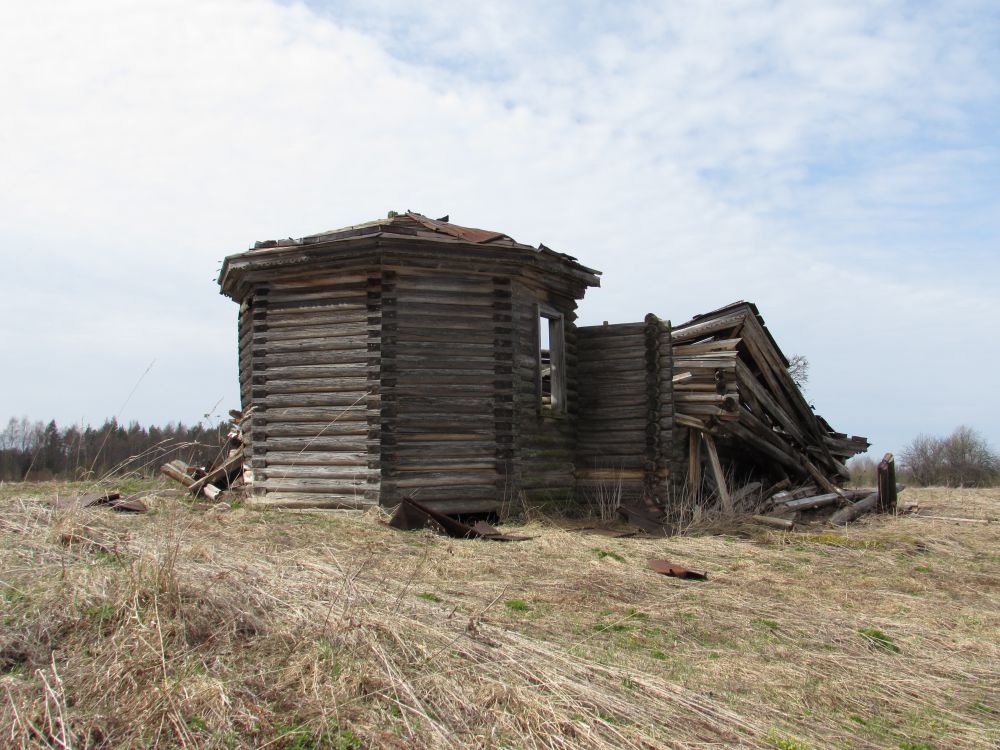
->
[671, 301, 869, 508]
[159, 410, 249, 502]
[751, 452, 901, 530]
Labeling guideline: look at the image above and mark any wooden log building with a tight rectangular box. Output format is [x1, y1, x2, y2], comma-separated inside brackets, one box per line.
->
[218, 212, 868, 513]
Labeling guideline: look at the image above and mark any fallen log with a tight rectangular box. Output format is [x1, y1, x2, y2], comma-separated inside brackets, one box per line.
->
[752, 515, 794, 530]
[160, 461, 195, 488]
[775, 492, 842, 512]
[830, 492, 878, 525]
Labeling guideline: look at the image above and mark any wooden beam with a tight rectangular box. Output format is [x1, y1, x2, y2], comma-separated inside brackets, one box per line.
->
[701, 433, 733, 513]
[688, 428, 702, 503]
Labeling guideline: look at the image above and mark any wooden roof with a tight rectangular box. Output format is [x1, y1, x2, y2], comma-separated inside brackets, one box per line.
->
[219, 211, 601, 299]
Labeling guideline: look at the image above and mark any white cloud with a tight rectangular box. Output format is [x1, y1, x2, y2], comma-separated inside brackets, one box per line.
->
[0, 0, 997, 456]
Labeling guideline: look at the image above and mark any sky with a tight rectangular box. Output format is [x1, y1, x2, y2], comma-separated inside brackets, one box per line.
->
[1, 0, 998, 460]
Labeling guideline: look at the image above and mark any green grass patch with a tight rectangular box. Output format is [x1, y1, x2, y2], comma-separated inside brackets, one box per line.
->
[767, 729, 810, 749]
[186, 715, 208, 732]
[504, 599, 530, 612]
[592, 622, 631, 633]
[798, 532, 884, 550]
[858, 627, 901, 653]
[417, 592, 442, 603]
[591, 548, 625, 562]
[274, 721, 362, 750]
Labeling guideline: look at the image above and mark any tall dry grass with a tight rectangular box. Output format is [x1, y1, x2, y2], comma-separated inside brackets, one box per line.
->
[0, 481, 997, 748]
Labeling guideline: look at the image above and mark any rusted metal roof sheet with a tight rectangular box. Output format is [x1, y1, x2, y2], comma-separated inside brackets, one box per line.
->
[254, 212, 519, 251]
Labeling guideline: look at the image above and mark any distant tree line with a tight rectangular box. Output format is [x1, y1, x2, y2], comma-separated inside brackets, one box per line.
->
[0, 417, 230, 482]
[848, 425, 999, 488]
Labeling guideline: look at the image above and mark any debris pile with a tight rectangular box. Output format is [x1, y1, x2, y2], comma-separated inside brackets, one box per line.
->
[749, 453, 901, 531]
[672, 302, 870, 503]
[159, 409, 248, 502]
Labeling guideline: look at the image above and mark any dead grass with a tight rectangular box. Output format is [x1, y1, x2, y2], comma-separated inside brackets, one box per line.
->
[0, 481, 997, 749]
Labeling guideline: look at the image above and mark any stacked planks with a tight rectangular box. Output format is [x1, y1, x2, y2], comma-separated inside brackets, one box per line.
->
[671, 302, 869, 499]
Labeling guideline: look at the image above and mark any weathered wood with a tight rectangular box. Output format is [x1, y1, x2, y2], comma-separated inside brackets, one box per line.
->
[753, 515, 794, 530]
[776, 492, 841, 512]
[876, 453, 897, 512]
[160, 462, 195, 488]
[829, 492, 878, 525]
[702, 433, 733, 513]
[688, 428, 702, 502]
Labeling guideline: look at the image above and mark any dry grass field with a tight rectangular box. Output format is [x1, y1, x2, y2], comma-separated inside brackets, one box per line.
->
[0, 481, 997, 749]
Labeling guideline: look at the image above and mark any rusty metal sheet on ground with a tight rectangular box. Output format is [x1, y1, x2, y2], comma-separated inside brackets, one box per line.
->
[109, 496, 148, 513]
[51, 492, 121, 510]
[387, 497, 531, 541]
[648, 559, 708, 580]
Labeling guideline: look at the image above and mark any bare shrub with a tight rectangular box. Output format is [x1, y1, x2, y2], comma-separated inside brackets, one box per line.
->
[787, 354, 809, 389]
[899, 426, 999, 487]
[847, 455, 877, 486]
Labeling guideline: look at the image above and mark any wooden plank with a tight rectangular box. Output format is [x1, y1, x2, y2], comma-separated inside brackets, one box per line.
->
[775, 492, 841, 512]
[876, 453, 897, 512]
[688, 429, 701, 502]
[262, 451, 368, 465]
[702, 433, 733, 513]
[830, 492, 878, 525]
[248, 493, 374, 509]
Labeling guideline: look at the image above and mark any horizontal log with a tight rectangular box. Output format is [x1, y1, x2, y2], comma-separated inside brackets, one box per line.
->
[262, 377, 370, 393]
[261, 451, 368, 465]
[262, 437, 371, 451]
[260, 421, 368, 436]
[752, 515, 794, 530]
[673, 338, 741, 355]
[248, 493, 375, 510]
[775, 492, 841, 511]
[264, 393, 378, 408]
[263, 351, 372, 367]
[269, 275, 370, 290]
[263, 364, 370, 379]
[259, 466, 374, 480]
[263, 311, 370, 330]
[257, 478, 369, 492]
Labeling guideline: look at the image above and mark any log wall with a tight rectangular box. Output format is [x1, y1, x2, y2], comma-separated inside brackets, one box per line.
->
[511, 279, 580, 504]
[575, 315, 675, 508]
[238, 269, 381, 508]
[378, 266, 507, 513]
[233, 242, 596, 513]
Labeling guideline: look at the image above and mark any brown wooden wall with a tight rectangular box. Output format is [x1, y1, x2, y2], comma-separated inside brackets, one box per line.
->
[576, 315, 674, 508]
[511, 280, 579, 504]
[238, 269, 381, 508]
[378, 266, 509, 513]
[234, 245, 596, 512]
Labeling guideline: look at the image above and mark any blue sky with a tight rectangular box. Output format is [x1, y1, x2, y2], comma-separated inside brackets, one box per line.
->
[1, 0, 998, 460]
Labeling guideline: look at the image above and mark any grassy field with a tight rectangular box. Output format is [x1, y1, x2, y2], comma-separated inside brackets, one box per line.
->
[0, 481, 997, 749]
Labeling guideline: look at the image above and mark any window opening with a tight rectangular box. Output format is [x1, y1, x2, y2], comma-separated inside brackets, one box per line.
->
[538, 306, 566, 414]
